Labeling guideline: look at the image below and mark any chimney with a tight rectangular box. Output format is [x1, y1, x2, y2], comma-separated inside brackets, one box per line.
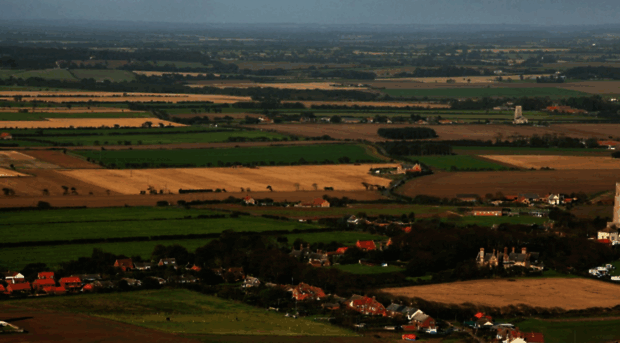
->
[522, 247, 527, 254]
[512, 247, 515, 253]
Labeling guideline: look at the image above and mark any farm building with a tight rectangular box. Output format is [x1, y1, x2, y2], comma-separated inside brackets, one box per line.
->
[0, 132, 12, 140]
[59, 277, 82, 291]
[38, 271, 54, 280]
[346, 295, 386, 316]
[114, 258, 134, 271]
[472, 208, 503, 216]
[33, 278, 56, 291]
[3, 271, 25, 283]
[598, 227, 619, 243]
[457, 194, 480, 203]
[395, 163, 423, 174]
[134, 262, 152, 270]
[296, 198, 330, 208]
[356, 240, 377, 251]
[598, 140, 620, 149]
[7, 282, 31, 295]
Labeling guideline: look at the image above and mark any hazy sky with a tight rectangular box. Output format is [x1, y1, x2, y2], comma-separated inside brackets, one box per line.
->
[2, 0, 618, 25]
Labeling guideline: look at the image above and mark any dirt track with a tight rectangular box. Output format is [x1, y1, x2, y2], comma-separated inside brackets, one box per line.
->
[382, 278, 620, 310]
[1, 305, 201, 343]
[397, 170, 620, 198]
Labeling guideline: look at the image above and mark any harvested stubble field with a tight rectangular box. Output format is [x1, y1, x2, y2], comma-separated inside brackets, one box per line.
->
[58, 164, 397, 195]
[21, 150, 101, 169]
[250, 123, 620, 142]
[0, 91, 251, 104]
[481, 155, 620, 170]
[0, 107, 140, 113]
[0, 118, 182, 129]
[0, 167, 27, 177]
[0, 151, 59, 169]
[382, 278, 620, 310]
[397, 170, 620, 198]
[0, 169, 116, 196]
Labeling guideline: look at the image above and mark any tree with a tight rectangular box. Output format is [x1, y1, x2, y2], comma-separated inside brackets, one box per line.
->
[2, 188, 15, 196]
[613, 151, 620, 159]
[61, 186, 69, 195]
[294, 183, 300, 191]
[266, 185, 273, 192]
[312, 183, 318, 191]
[330, 115, 342, 123]
[42, 189, 49, 196]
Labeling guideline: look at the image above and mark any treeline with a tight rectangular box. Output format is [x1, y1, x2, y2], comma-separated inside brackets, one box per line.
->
[378, 141, 452, 155]
[564, 66, 620, 80]
[394, 66, 493, 78]
[308, 69, 376, 80]
[377, 127, 438, 140]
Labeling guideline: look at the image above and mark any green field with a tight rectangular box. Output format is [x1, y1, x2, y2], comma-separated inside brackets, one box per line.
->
[70, 69, 136, 82]
[206, 204, 456, 218]
[7, 289, 355, 336]
[517, 318, 620, 343]
[74, 144, 379, 168]
[0, 69, 78, 81]
[411, 155, 509, 170]
[440, 215, 548, 226]
[383, 87, 588, 99]
[0, 207, 319, 245]
[333, 264, 405, 275]
[0, 111, 151, 121]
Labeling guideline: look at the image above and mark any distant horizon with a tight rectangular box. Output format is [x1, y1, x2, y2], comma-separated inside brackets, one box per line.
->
[3, 0, 620, 26]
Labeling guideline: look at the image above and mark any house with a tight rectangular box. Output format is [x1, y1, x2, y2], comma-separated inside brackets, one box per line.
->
[134, 262, 152, 271]
[158, 258, 177, 268]
[168, 275, 197, 284]
[33, 278, 56, 291]
[502, 247, 543, 270]
[476, 248, 500, 268]
[114, 258, 134, 271]
[438, 119, 453, 125]
[395, 163, 423, 174]
[456, 194, 480, 203]
[0, 284, 5, 294]
[598, 140, 620, 149]
[59, 277, 82, 291]
[545, 105, 586, 114]
[190, 265, 202, 272]
[341, 117, 361, 124]
[292, 283, 326, 301]
[3, 272, 25, 284]
[0, 132, 12, 140]
[356, 240, 376, 251]
[242, 276, 261, 288]
[43, 286, 66, 295]
[121, 278, 142, 287]
[518, 193, 540, 203]
[598, 227, 620, 243]
[346, 295, 386, 316]
[243, 196, 255, 205]
[327, 247, 348, 257]
[385, 304, 422, 319]
[473, 208, 503, 216]
[72, 274, 101, 282]
[290, 244, 312, 260]
[7, 282, 31, 295]
[411, 312, 437, 331]
[545, 193, 562, 205]
[38, 272, 55, 280]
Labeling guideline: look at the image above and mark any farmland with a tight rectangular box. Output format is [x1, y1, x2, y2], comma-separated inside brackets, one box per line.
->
[516, 318, 620, 343]
[0, 111, 151, 121]
[396, 169, 620, 198]
[0, 69, 78, 81]
[0, 91, 252, 104]
[381, 278, 620, 310]
[188, 81, 369, 91]
[58, 163, 395, 194]
[7, 289, 355, 337]
[382, 87, 588, 99]
[481, 155, 620, 170]
[411, 155, 511, 170]
[0, 117, 183, 129]
[453, 146, 613, 156]
[70, 69, 137, 82]
[73, 144, 382, 168]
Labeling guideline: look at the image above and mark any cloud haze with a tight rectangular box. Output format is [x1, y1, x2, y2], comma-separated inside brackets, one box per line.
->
[1, 0, 617, 25]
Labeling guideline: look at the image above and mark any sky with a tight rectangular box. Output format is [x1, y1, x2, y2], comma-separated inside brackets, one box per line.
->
[2, 0, 619, 26]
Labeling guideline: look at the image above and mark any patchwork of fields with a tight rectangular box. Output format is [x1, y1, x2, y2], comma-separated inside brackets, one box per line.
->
[481, 155, 620, 170]
[0, 118, 183, 129]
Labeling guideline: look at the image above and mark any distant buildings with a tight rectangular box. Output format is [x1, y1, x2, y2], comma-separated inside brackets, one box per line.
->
[513, 106, 528, 125]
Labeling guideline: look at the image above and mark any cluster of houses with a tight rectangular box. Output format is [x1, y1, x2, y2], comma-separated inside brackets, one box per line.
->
[1, 271, 86, 296]
[476, 247, 544, 271]
[459, 192, 577, 207]
[243, 196, 331, 208]
[464, 313, 544, 343]
[290, 239, 395, 268]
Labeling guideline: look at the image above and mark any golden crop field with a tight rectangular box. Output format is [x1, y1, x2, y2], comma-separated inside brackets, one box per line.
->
[0, 167, 28, 177]
[481, 155, 620, 170]
[382, 278, 620, 310]
[58, 164, 398, 195]
[0, 118, 183, 129]
[0, 91, 251, 104]
[0, 107, 140, 113]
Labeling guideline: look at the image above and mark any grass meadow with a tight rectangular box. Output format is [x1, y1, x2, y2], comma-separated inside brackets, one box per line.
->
[411, 155, 509, 170]
[7, 289, 355, 336]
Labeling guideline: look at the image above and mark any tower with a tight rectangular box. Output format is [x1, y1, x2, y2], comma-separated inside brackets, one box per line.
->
[513, 106, 528, 124]
[614, 183, 620, 224]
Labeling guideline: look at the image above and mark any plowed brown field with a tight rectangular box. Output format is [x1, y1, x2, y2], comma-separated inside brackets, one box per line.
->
[382, 278, 620, 310]
[397, 170, 620, 198]
[0, 118, 183, 129]
[481, 155, 620, 169]
[247, 123, 620, 141]
[0, 169, 117, 196]
[58, 164, 397, 195]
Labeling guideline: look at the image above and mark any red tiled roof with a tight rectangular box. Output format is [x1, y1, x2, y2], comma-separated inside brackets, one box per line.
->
[597, 239, 612, 244]
[38, 271, 55, 279]
[312, 198, 327, 206]
[8, 283, 31, 291]
[402, 226, 412, 233]
[0, 132, 11, 138]
[191, 265, 202, 272]
[34, 279, 56, 287]
[0, 284, 5, 292]
[356, 240, 376, 250]
[244, 196, 253, 201]
[115, 259, 133, 268]
[59, 277, 81, 284]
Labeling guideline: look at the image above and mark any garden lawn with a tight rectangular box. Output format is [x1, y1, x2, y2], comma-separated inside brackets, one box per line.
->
[517, 318, 620, 343]
[74, 144, 379, 168]
[7, 289, 355, 336]
[333, 264, 405, 275]
[411, 155, 509, 170]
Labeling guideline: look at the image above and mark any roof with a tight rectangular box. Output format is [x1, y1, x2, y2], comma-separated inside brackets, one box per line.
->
[356, 240, 376, 250]
[312, 198, 328, 206]
[38, 271, 54, 278]
[3, 271, 22, 278]
[386, 303, 406, 312]
[33, 279, 56, 286]
[243, 196, 254, 201]
[115, 259, 133, 267]
[0, 132, 12, 138]
[597, 239, 612, 244]
[8, 283, 31, 291]
[59, 277, 81, 283]
[412, 312, 430, 322]
[521, 332, 545, 342]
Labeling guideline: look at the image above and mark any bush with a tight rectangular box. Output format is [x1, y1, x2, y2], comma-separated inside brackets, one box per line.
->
[156, 200, 170, 206]
[612, 151, 620, 159]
